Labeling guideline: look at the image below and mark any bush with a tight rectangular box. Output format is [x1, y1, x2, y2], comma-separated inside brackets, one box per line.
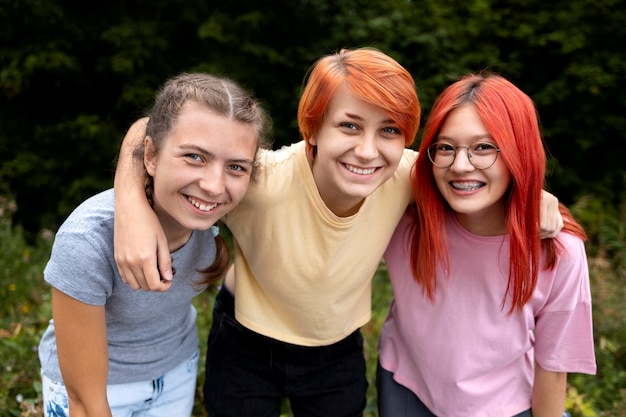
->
[0, 196, 52, 416]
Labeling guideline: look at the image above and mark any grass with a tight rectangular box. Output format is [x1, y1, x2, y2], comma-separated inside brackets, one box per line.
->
[1, 194, 625, 416]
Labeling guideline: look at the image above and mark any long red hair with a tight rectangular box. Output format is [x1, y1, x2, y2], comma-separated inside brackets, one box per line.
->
[297, 47, 420, 157]
[410, 73, 586, 312]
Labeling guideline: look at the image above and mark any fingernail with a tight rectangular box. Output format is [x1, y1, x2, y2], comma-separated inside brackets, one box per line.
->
[164, 268, 174, 281]
[159, 270, 173, 282]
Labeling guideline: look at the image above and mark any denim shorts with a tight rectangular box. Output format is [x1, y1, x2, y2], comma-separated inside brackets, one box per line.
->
[203, 285, 368, 417]
[41, 349, 198, 417]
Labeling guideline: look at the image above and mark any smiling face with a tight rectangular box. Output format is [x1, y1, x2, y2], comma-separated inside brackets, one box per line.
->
[309, 84, 406, 217]
[145, 101, 258, 250]
[433, 104, 512, 235]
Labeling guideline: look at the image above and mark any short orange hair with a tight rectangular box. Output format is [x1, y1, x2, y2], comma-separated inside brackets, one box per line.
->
[297, 48, 420, 157]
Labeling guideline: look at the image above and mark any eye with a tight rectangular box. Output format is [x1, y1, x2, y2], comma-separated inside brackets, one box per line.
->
[228, 164, 244, 172]
[435, 142, 455, 153]
[381, 126, 402, 136]
[185, 153, 204, 162]
[339, 122, 359, 130]
[227, 163, 252, 176]
[472, 142, 498, 154]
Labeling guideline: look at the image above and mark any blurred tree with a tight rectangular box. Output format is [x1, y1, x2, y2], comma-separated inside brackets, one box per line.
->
[0, 0, 624, 236]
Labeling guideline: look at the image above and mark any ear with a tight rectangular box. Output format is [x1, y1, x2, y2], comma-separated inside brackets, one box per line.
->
[308, 135, 317, 146]
[144, 136, 157, 177]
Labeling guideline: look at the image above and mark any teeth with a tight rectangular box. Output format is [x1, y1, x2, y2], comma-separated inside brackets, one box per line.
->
[345, 164, 376, 175]
[188, 197, 218, 212]
[451, 181, 483, 191]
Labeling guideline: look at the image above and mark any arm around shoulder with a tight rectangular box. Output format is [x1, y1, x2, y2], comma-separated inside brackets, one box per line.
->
[113, 118, 172, 292]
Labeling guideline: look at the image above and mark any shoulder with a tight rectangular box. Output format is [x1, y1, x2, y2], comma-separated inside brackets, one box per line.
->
[376, 148, 416, 199]
[50, 190, 116, 267]
[540, 231, 590, 301]
[402, 148, 418, 163]
[245, 141, 307, 197]
[45, 191, 117, 300]
[256, 141, 305, 168]
[554, 231, 587, 262]
[394, 148, 418, 178]
[385, 207, 416, 258]
[550, 231, 589, 285]
[57, 189, 115, 235]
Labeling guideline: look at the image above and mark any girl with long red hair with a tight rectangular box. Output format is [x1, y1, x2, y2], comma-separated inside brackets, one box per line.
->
[378, 73, 596, 417]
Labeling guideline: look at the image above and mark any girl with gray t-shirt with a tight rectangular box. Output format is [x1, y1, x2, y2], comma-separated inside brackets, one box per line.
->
[38, 72, 270, 417]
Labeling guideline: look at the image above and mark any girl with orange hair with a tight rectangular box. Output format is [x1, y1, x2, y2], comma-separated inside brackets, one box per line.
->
[377, 73, 596, 417]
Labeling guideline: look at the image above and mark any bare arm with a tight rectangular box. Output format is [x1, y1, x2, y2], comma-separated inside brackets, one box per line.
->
[531, 362, 568, 417]
[52, 288, 112, 417]
[539, 190, 563, 239]
[114, 118, 172, 291]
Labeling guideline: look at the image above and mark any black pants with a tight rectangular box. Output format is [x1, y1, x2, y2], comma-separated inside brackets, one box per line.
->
[203, 286, 368, 417]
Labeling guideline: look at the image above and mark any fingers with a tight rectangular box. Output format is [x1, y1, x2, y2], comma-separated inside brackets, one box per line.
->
[539, 190, 564, 239]
[115, 250, 172, 292]
[157, 232, 173, 283]
[117, 264, 140, 290]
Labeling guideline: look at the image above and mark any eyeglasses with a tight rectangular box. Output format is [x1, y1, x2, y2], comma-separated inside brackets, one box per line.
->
[427, 141, 500, 169]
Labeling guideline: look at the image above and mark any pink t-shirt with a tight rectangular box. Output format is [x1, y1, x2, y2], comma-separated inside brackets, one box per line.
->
[379, 210, 596, 417]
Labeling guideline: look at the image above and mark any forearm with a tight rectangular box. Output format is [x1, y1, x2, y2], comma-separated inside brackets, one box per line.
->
[67, 396, 112, 417]
[52, 288, 112, 417]
[113, 118, 172, 289]
[64, 366, 111, 417]
[114, 117, 150, 204]
[531, 362, 567, 417]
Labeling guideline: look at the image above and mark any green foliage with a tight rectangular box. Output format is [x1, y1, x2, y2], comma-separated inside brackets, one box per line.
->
[568, 204, 626, 417]
[566, 384, 600, 417]
[570, 194, 626, 271]
[0, 196, 51, 416]
[588, 338, 626, 413]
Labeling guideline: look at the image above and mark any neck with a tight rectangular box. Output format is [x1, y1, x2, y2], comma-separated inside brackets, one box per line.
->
[307, 152, 364, 218]
[153, 204, 192, 252]
[454, 209, 507, 236]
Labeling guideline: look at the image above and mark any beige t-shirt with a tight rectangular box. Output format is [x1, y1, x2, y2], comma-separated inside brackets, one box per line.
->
[224, 141, 416, 346]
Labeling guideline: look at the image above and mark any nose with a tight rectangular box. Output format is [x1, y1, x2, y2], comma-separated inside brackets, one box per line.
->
[449, 146, 474, 172]
[199, 165, 226, 195]
[354, 134, 378, 160]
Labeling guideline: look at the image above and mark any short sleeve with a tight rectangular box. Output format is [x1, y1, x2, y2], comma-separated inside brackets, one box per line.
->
[44, 229, 115, 306]
[533, 234, 596, 374]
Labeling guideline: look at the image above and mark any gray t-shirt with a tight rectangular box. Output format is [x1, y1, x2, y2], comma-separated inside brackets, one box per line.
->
[38, 189, 216, 384]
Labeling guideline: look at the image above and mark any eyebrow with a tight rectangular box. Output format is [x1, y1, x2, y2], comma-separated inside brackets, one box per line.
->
[344, 112, 397, 125]
[179, 143, 254, 166]
[437, 134, 494, 142]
